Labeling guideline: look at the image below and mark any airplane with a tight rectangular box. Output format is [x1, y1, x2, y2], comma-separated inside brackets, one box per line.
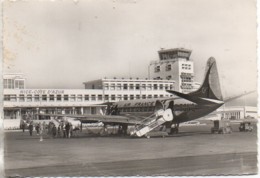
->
[38, 57, 247, 137]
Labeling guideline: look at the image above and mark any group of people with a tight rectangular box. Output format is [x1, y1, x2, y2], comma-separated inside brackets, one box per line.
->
[25, 120, 80, 139]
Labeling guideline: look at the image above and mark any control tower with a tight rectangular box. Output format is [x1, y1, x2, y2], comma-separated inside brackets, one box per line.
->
[149, 48, 194, 93]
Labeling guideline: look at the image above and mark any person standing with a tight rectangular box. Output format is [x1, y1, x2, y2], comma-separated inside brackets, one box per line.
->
[28, 122, 33, 136]
[65, 122, 70, 138]
[39, 122, 43, 142]
[35, 123, 40, 135]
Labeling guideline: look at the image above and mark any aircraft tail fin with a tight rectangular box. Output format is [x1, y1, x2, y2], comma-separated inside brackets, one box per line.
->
[189, 57, 223, 101]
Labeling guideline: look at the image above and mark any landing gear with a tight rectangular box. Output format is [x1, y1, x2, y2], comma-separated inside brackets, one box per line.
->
[118, 124, 128, 136]
[170, 123, 179, 134]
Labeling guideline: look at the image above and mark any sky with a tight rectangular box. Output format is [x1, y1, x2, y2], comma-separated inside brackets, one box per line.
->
[2, 0, 257, 104]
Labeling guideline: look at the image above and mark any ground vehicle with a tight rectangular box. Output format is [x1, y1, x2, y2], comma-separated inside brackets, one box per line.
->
[239, 122, 253, 132]
[211, 120, 232, 134]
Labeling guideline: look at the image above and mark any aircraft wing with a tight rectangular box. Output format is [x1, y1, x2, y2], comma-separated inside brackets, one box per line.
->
[38, 113, 141, 125]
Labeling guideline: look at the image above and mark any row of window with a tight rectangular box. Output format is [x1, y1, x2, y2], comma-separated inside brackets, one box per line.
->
[118, 104, 196, 113]
[103, 83, 174, 90]
[4, 79, 25, 89]
[154, 64, 173, 72]
[4, 94, 171, 102]
[181, 64, 191, 70]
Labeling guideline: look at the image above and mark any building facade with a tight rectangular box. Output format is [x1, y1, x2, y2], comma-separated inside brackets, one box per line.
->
[3, 78, 175, 120]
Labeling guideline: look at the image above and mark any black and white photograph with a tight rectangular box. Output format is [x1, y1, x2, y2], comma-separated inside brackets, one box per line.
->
[1, 0, 258, 177]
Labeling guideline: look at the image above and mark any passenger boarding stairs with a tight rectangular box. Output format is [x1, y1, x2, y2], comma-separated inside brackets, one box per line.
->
[130, 109, 173, 137]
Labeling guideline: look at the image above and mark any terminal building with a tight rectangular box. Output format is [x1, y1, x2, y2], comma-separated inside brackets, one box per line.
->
[3, 76, 175, 121]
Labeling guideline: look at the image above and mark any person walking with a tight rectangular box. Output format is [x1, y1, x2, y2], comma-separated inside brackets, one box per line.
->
[35, 123, 40, 135]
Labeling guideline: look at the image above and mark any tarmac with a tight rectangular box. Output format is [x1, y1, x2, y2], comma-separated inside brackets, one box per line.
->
[4, 122, 258, 177]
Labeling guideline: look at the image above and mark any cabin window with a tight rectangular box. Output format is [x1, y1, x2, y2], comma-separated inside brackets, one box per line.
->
[142, 95, 146, 99]
[104, 95, 109, 101]
[148, 107, 153, 111]
[117, 95, 122, 100]
[136, 95, 140, 99]
[154, 95, 158, 98]
[123, 95, 128, 100]
[136, 84, 140, 90]
[130, 95, 134, 100]
[148, 95, 152, 99]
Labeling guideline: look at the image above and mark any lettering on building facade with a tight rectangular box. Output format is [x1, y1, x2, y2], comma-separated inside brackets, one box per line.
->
[19, 89, 65, 95]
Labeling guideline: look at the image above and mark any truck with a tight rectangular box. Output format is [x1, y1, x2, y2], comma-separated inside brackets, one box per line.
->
[211, 120, 232, 134]
[239, 122, 253, 132]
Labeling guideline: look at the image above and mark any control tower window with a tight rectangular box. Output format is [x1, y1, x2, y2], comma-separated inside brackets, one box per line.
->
[166, 64, 172, 71]
[154, 66, 160, 72]
[166, 75, 172, 80]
